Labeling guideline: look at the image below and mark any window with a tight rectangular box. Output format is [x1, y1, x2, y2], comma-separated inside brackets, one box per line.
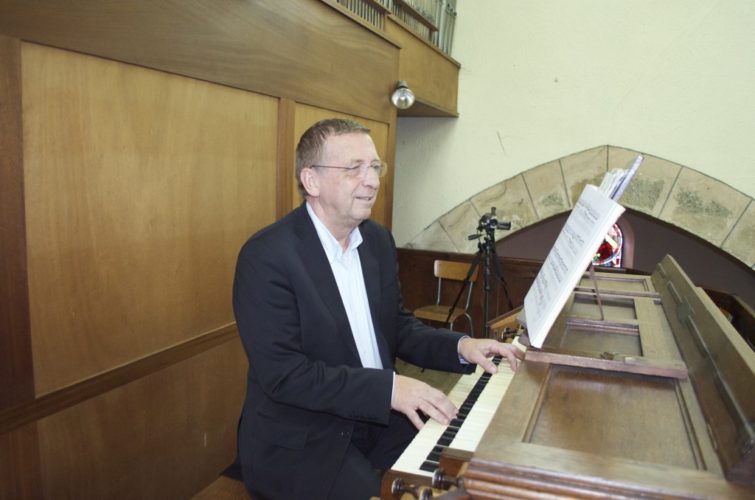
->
[593, 223, 623, 268]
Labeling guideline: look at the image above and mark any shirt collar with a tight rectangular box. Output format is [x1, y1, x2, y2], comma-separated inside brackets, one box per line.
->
[305, 202, 362, 263]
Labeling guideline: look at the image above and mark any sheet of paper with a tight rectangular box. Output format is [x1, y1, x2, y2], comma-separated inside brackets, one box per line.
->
[598, 154, 644, 201]
[522, 184, 625, 348]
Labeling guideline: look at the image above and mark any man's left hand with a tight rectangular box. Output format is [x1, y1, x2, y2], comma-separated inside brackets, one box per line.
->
[458, 338, 524, 374]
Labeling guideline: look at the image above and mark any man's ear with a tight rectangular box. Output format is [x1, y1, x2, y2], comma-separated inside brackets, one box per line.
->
[301, 167, 320, 197]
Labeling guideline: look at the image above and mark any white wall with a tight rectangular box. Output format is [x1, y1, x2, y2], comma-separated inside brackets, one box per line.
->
[392, 0, 755, 246]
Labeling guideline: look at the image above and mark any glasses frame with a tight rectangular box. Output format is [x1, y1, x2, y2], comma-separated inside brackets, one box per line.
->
[309, 161, 388, 179]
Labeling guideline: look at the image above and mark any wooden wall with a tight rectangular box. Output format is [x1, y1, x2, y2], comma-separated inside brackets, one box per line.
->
[0, 1, 401, 497]
[387, 17, 460, 117]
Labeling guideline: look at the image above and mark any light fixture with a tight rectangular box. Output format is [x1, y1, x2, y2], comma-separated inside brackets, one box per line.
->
[391, 80, 415, 110]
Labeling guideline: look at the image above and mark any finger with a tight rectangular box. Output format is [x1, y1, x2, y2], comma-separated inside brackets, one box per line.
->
[505, 352, 519, 371]
[406, 409, 424, 430]
[418, 399, 453, 426]
[424, 389, 458, 420]
[501, 347, 521, 371]
[477, 355, 498, 374]
[462, 346, 498, 374]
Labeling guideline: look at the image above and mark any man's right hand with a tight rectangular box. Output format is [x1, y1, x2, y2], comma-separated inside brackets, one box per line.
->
[391, 375, 457, 430]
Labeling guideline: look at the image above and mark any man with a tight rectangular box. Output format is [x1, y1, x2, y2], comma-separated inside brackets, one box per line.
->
[233, 118, 522, 499]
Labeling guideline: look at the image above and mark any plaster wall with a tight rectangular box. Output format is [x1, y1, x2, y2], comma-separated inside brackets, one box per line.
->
[393, 0, 755, 254]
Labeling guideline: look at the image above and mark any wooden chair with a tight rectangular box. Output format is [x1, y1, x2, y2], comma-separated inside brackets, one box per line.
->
[413, 260, 478, 335]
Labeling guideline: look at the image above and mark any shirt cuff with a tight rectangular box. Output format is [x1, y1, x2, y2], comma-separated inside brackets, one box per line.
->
[457, 335, 471, 364]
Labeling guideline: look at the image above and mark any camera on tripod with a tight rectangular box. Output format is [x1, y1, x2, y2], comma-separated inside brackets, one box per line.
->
[456, 206, 514, 338]
[474, 207, 511, 236]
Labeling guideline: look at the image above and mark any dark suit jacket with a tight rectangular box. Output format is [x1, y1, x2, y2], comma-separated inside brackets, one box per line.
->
[232, 204, 472, 499]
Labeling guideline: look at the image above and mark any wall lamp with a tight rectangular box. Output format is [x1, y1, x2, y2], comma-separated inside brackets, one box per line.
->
[391, 80, 415, 110]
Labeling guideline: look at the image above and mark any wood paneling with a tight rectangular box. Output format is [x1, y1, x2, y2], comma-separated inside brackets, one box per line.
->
[0, 3, 415, 497]
[21, 43, 277, 394]
[0, 0, 399, 124]
[0, 40, 43, 496]
[35, 339, 247, 500]
[276, 98, 296, 219]
[386, 17, 459, 117]
[0, 324, 238, 436]
[0, 423, 42, 500]
[292, 103, 394, 227]
[0, 36, 34, 410]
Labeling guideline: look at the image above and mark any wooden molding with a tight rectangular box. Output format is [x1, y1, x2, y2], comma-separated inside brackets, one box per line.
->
[0, 0, 399, 124]
[277, 98, 296, 219]
[0, 35, 35, 410]
[0, 323, 239, 436]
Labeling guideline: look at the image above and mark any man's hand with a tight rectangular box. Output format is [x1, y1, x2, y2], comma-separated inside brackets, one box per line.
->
[391, 375, 457, 430]
[458, 338, 524, 374]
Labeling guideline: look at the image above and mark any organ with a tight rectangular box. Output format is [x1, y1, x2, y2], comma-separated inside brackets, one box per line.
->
[381, 255, 755, 499]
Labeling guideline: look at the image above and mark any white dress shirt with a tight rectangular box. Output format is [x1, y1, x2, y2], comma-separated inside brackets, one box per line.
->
[306, 203, 383, 369]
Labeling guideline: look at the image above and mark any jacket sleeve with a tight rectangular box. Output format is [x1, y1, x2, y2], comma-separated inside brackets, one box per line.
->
[374, 226, 475, 375]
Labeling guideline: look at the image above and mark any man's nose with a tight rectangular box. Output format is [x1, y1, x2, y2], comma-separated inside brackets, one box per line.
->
[361, 166, 380, 187]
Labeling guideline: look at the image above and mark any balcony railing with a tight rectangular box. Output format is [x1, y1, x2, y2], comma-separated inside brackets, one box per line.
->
[332, 0, 457, 55]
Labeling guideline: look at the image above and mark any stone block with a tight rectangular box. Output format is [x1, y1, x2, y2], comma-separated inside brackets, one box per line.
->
[608, 147, 682, 217]
[470, 175, 538, 237]
[722, 201, 755, 266]
[561, 146, 608, 206]
[522, 160, 570, 219]
[438, 201, 481, 254]
[407, 221, 459, 253]
[660, 168, 750, 246]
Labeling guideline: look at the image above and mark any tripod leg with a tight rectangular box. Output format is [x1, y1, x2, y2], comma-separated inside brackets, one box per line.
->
[489, 245, 514, 311]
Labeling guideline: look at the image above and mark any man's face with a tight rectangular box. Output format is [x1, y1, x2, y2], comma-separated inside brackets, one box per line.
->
[309, 132, 381, 235]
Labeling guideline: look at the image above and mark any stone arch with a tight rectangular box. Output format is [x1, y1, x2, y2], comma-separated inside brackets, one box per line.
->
[406, 145, 754, 269]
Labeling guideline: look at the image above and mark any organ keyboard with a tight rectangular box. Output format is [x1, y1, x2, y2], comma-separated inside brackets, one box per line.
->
[390, 357, 514, 477]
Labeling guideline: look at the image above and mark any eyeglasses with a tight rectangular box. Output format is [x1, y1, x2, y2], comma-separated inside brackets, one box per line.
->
[310, 161, 388, 179]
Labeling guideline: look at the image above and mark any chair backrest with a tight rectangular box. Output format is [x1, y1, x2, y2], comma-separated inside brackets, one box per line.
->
[434, 260, 478, 282]
[432, 260, 478, 308]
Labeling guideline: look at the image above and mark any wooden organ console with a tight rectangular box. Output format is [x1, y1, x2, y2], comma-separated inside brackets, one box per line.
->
[381, 256, 755, 499]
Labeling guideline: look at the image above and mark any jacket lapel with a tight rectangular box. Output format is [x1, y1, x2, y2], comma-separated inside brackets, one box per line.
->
[292, 206, 361, 363]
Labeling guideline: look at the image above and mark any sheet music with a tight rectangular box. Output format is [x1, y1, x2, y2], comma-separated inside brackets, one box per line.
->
[599, 154, 643, 201]
[522, 185, 625, 348]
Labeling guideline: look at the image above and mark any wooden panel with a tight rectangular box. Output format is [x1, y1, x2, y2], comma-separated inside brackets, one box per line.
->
[0, 35, 35, 410]
[467, 350, 733, 496]
[21, 43, 277, 394]
[0, 324, 237, 436]
[653, 255, 755, 484]
[0, 36, 42, 500]
[0, 422, 42, 500]
[0, 0, 398, 124]
[35, 339, 247, 500]
[386, 17, 459, 116]
[466, 442, 750, 499]
[529, 366, 699, 468]
[276, 98, 296, 219]
[292, 103, 393, 227]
